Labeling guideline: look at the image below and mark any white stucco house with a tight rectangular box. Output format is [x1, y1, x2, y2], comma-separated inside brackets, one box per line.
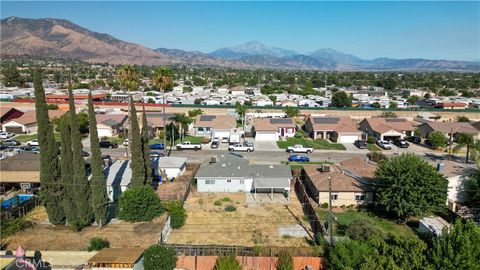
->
[194, 115, 237, 139]
[95, 114, 128, 137]
[103, 160, 131, 202]
[253, 118, 296, 141]
[153, 157, 187, 180]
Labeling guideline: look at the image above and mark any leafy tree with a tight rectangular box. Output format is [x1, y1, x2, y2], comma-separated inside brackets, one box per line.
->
[346, 220, 385, 241]
[144, 245, 178, 270]
[68, 87, 92, 230]
[76, 112, 89, 134]
[428, 219, 480, 270]
[453, 133, 476, 164]
[88, 92, 109, 226]
[365, 236, 427, 270]
[407, 95, 419, 105]
[466, 169, 480, 208]
[327, 240, 375, 269]
[118, 186, 164, 222]
[428, 131, 447, 150]
[383, 77, 397, 90]
[87, 237, 109, 251]
[457, 116, 470, 123]
[33, 70, 65, 224]
[331, 91, 352, 107]
[389, 101, 398, 109]
[141, 107, 152, 185]
[380, 111, 397, 118]
[424, 93, 432, 99]
[235, 101, 247, 130]
[116, 65, 139, 91]
[372, 102, 381, 108]
[374, 153, 448, 221]
[165, 122, 180, 143]
[283, 106, 300, 118]
[153, 67, 173, 152]
[276, 251, 293, 270]
[129, 97, 145, 187]
[1, 67, 22, 86]
[269, 95, 277, 105]
[188, 109, 204, 117]
[173, 113, 193, 140]
[163, 200, 186, 229]
[47, 104, 59, 110]
[214, 254, 241, 270]
[60, 114, 76, 227]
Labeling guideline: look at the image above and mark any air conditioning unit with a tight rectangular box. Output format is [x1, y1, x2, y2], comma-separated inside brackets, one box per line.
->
[210, 156, 217, 163]
[321, 164, 332, 172]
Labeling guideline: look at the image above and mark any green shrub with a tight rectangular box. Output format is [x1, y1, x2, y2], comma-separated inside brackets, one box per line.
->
[214, 200, 222, 206]
[276, 251, 294, 270]
[164, 200, 186, 229]
[214, 254, 241, 270]
[118, 186, 164, 222]
[329, 133, 338, 143]
[368, 151, 387, 163]
[0, 218, 30, 238]
[87, 237, 109, 251]
[346, 220, 385, 241]
[428, 131, 447, 149]
[224, 205, 237, 212]
[294, 132, 304, 138]
[221, 197, 231, 202]
[321, 202, 329, 209]
[144, 244, 177, 270]
[367, 136, 376, 144]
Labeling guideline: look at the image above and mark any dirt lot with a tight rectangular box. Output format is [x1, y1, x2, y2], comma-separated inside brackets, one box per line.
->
[167, 192, 313, 247]
[3, 206, 167, 251]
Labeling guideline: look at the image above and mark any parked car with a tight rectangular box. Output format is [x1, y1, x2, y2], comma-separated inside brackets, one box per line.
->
[354, 140, 367, 149]
[150, 151, 164, 158]
[228, 143, 254, 152]
[376, 140, 392, 150]
[394, 139, 409, 148]
[221, 137, 229, 143]
[288, 155, 310, 162]
[286, 144, 313, 154]
[244, 141, 254, 148]
[176, 141, 202, 151]
[0, 132, 15, 139]
[2, 139, 20, 147]
[123, 139, 129, 146]
[211, 139, 220, 149]
[406, 136, 421, 144]
[82, 151, 90, 157]
[150, 143, 165, 150]
[99, 141, 118, 148]
[26, 139, 39, 146]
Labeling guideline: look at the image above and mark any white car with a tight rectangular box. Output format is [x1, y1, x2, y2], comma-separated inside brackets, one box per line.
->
[123, 139, 129, 146]
[228, 143, 254, 152]
[0, 132, 15, 139]
[286, 144, 314, 154]
[26, 139, 39, 146]
[376, 140, 392, 150]
[176, 141, 202, 151]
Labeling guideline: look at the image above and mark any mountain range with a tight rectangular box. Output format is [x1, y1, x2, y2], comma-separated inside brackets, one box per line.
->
[1, 17, 479, 71]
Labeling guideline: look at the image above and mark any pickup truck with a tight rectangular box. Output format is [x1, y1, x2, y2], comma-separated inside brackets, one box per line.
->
[228, 143, 254, 152]
[176, 141, 202, 151]
[286, 144, 313, 154]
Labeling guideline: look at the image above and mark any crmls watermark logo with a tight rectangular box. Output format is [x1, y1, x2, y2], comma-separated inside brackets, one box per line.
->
[14, 257, 51, 269]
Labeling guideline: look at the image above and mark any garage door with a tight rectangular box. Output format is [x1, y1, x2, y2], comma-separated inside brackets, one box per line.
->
[97, 128, 113, 137]
[255, 132, 277, 141]
[5, 126, 24, 134]
[212, 131, 230, 139]
[338, 135, 359, 143]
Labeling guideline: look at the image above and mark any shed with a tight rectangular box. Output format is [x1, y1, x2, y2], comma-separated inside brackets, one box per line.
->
[87, 247, 144, 269]
[153, 157, 187, 179]
[419, 216, 450, 237]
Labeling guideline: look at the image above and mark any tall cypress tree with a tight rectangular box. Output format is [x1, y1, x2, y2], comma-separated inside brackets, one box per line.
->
[68, 87, 92, 229]
[59, 114, 76, 226]
[141, 107, 152, 185]
[88, 92, 109, 226]
[129, 97, 145, 186]
[33, 70, 65, 224]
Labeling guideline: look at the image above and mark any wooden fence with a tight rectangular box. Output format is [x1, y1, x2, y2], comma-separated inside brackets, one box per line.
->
[295, 178, 324, 238]
[0, 196, 41, 220]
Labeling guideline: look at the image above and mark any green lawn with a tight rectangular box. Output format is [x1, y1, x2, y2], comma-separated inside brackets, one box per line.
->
[277, 137, 346, 150]
[101, 136, 124, 145]
[15, 133, 61, 142]
[175, 136, 204, 144]
[316, 209, 417, 239]
[367, 143, 381, 151]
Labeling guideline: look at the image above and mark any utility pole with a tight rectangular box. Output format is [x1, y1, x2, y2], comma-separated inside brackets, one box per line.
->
[125, 95, 131, 158]
[448, 127, 453, 160]
[328, 174, 333, 245]
[162, 87, 167, 157]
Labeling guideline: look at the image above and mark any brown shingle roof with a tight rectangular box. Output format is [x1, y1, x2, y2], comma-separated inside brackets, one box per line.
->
[308, 116, 360, 134]
[7, 110, 65, 125]
[254, 118, 296, 132]
[340, 157, 377, 180]
[303, 165, 365, 192]
[422, 121, 478, 135]
[363, 118, 415, 133]
[87, 247, 144, 265]
[195, 115, 237, 130]
[95, 114, 128, 127]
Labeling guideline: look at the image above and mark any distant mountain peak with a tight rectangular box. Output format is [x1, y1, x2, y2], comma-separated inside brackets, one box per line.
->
[209, 41, 298, 59]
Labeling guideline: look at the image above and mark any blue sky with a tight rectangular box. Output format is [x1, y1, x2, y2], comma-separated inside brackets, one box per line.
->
[1, 1, 479, 61]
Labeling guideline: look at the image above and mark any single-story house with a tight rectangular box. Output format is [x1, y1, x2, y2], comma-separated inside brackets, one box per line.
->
[145, 112, 176, 136]
[0, 153, 41, 193]
[253, 118, 296, 141]
[417, 121, 479, 139]
[0, 107, 24, 128]
[95, 114, 128, 137]
[104, 160, 131, 202]
[434, 102, 467, 109]
[435, 160, 471, 212]
[194, 115, 237, 139]
[359, 118, 415, 141]
[473, 121, 480, 131]
[2, 110, 65, 134]
[87, 247, 144, 270]
[303, 116, 362, 143]
[419, 216, 450, 237]
[152, 157, 187, 180]
[302, 163, 373, 207]
[195, 154, 292, 199]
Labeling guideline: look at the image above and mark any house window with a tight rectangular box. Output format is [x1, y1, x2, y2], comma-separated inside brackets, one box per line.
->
[227, 179, 231, 183]
[205, 180, 215, 185]
[240, 180, 244, 184]
[355, 193, 365, 201]
[331, 193, 338, 201]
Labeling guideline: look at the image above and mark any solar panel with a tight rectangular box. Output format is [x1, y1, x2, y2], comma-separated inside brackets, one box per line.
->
[313, 117, 339, 124]
[385, 118, 406, 122]
[200, 115, 216, 121]
[270, 118, 293, 124]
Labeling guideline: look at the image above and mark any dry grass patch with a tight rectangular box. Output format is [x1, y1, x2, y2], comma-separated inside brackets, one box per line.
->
[168, 192, 312, 247]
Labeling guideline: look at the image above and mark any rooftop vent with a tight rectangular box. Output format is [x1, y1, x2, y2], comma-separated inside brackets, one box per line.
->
[210, 156, 217, 164]
[321, 164, 333, 172]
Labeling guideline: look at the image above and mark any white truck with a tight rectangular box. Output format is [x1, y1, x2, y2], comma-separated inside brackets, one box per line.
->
[286, 144, 313, 154]
[176, 141, 202, 151]
[228, 143, 254, 152]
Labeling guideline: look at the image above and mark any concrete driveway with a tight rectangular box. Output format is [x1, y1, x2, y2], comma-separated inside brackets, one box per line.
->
[254, 140, 280, 151]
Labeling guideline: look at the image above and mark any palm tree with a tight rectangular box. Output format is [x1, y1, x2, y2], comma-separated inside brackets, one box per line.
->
[453, 133, 477, 163]
[235, 101, 247, 131]
[173, 113, 193, 141]
[152, 67, 173, 155]
[116, 65, 139, 91]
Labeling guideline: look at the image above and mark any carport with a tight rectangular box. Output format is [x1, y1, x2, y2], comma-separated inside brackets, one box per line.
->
[252, 178, 291, 201]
